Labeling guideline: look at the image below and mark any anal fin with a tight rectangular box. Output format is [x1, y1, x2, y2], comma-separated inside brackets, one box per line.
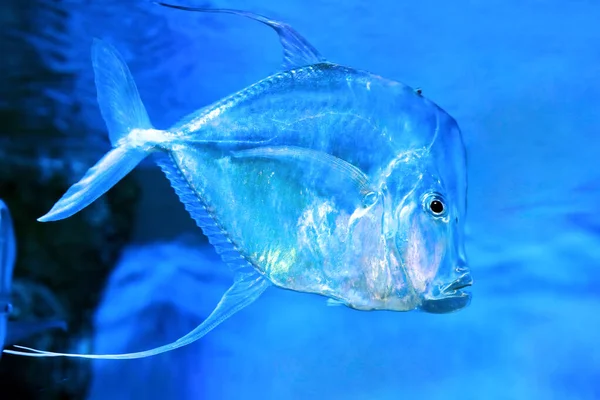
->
[3, 155, 271, 359]
[4, 266, 269, 359]
[154, 153, 250, 266]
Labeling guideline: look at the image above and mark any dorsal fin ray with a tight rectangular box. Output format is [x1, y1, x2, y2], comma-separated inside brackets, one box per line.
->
[157, 2, 327, 70]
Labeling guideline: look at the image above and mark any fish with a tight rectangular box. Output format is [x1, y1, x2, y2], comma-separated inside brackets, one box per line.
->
[0, 200, 67, 360]
[4, 2, 472, 360]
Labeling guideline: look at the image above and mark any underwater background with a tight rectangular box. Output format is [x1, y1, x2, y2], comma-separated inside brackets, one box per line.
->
[0, 0, 599, 399]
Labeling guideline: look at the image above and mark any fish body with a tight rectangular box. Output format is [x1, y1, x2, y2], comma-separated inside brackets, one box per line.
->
[167, 62, 465, 312]
[5, 4, 471, 360]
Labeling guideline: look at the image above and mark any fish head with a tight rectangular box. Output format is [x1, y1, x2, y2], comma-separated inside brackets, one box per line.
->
[386, 116, 471, 314]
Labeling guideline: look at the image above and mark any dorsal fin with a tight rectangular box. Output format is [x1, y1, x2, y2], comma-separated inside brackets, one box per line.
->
[157, 2, 327, 70]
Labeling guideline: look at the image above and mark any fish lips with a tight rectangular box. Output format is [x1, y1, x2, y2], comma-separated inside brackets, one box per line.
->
[419, 273, 473, 314]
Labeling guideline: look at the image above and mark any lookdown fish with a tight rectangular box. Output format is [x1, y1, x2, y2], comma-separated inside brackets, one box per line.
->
[4, 3, 472, 360]
[0, 200, 66, 360]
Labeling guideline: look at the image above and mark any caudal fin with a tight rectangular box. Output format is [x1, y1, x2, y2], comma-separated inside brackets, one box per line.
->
[39, 39, 159, 222]
[92, 38, 152, 144]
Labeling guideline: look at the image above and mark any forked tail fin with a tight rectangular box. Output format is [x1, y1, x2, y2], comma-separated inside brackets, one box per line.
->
[39, 39, 165, 222]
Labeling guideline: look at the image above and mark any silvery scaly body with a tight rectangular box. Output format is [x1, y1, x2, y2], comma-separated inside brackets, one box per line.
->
[0, 200, 66, 360]
[4, 4, 472, 360]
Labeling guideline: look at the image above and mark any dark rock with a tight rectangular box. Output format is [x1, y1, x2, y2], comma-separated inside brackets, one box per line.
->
[0, 0, 140, 399]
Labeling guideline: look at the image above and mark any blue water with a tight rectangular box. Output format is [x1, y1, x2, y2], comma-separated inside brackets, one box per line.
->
[17, 1, 600, 399]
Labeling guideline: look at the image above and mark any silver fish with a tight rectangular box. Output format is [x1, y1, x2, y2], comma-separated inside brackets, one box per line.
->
[5, 3, 471, 360]
[0, 200, 66, 360]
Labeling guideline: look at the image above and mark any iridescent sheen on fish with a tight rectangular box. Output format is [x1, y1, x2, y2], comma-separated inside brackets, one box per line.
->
[5, 4, 472, 360]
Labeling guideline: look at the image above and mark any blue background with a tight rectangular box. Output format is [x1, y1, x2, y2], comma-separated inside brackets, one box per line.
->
[12, 1, 600, 399]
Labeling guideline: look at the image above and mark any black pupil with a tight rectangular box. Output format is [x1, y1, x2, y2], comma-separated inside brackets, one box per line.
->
[430, 200, 444, 214]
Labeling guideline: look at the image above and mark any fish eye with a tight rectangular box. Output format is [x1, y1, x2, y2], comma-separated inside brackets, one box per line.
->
[423, 193, 447, 217]
[430, 200, 444, 214]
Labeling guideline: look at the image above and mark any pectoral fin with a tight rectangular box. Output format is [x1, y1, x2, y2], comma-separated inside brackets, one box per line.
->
[232, 146, 379, 208]
[326, 298, 345, 307]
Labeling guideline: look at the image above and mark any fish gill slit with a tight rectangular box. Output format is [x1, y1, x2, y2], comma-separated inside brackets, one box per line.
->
[154, 153, 260, 273]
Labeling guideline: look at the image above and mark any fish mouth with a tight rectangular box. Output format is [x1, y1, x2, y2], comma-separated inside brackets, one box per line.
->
[441, 273, 473, 294]
[419, 273, 473, 314]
